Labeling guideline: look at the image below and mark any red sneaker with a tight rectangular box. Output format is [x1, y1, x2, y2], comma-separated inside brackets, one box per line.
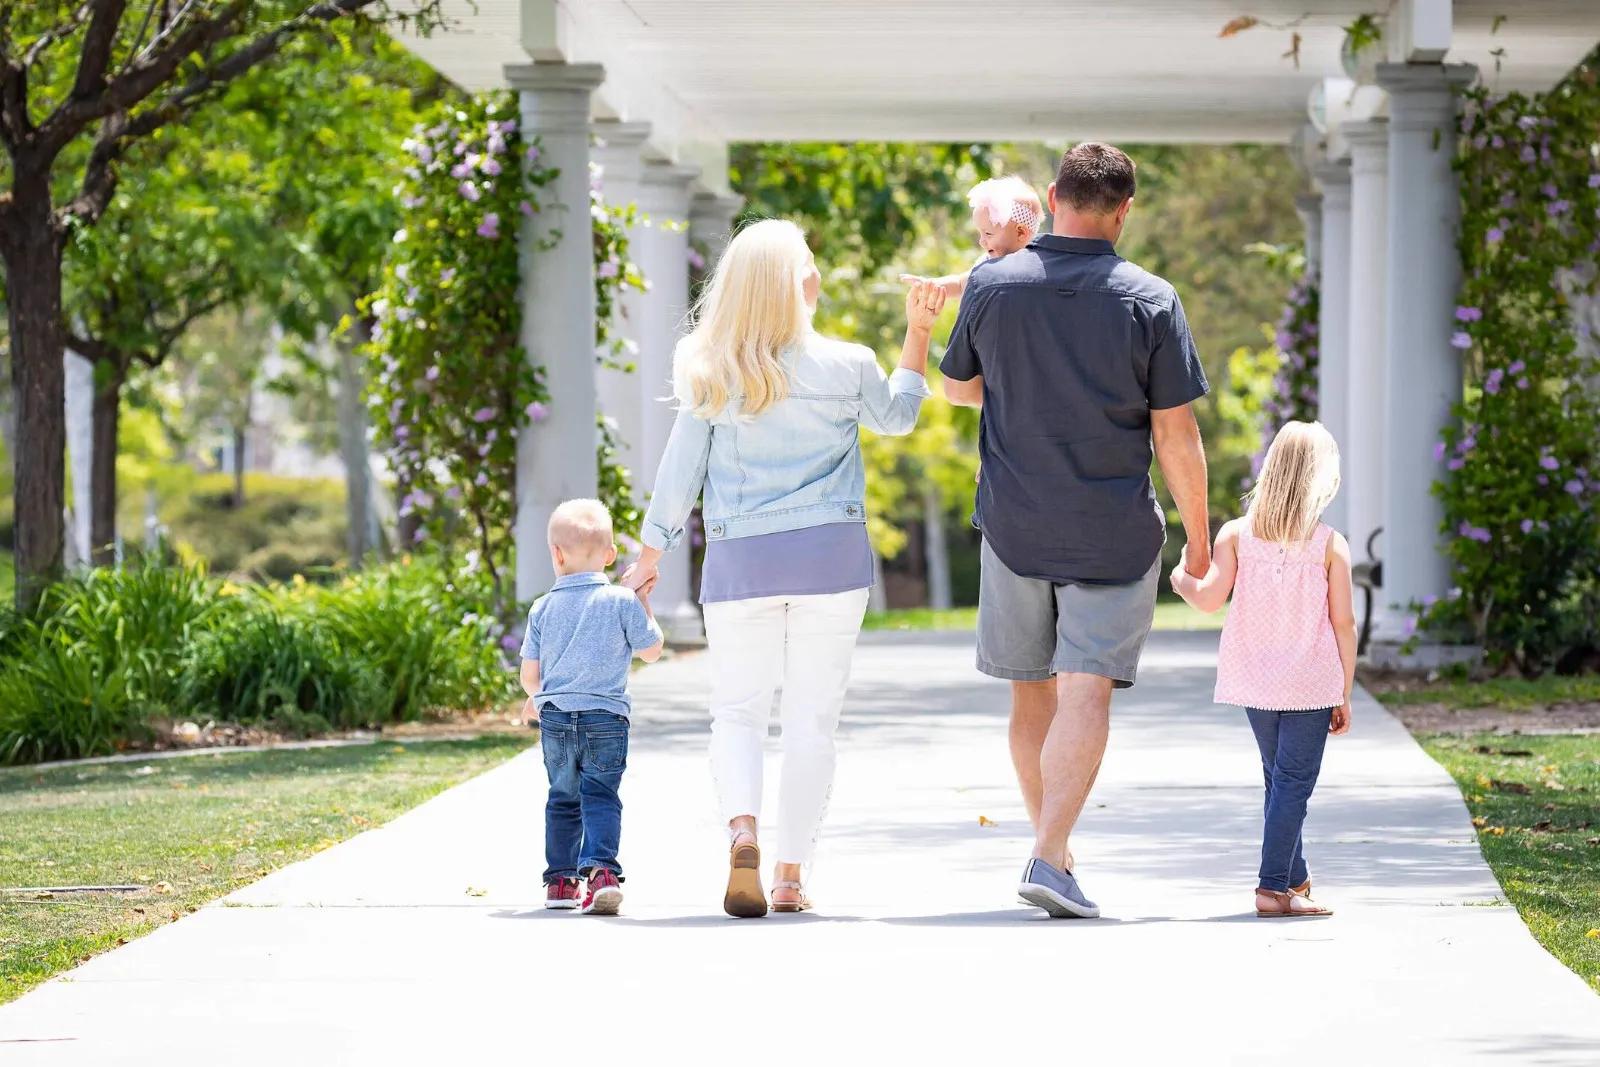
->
[581, 869, 623, 915]
[544, 877, 581, 910]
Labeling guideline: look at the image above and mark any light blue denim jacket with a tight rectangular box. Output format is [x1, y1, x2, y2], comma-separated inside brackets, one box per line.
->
[641, 333, 930, 551]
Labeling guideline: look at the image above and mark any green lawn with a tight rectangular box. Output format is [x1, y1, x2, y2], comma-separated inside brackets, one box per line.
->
[1419, 733, 1600, 995]
[1372, 673, 1600, 711]
[863, 598, 1226, 633]
[0, 548, 12, 602]
[0, 735, 534, 1005]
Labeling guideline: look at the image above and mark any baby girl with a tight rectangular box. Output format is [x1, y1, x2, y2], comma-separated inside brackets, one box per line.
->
[903, 175, 1043, 297]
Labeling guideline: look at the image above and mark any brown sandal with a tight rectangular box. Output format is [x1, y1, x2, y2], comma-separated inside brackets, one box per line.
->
[1255, 887, 1332, 918]
[770, 879, 812, 914]
[723, 829, 767, 918]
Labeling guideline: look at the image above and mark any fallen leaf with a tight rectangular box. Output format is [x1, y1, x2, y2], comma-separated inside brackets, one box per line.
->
[152, 881, 172, 894]
[1587, 929, 1600, 939]
[1490, 779, 1531, 795]
[1218, 15, 1260, 37]
[1487, 826, 1507, 836]
[465, 886, 488, 897]
[977, 815, 998, 827]
[1472, 816, 1488, 828]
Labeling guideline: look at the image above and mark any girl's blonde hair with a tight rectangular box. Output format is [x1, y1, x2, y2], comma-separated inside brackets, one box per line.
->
[1245, 420, 1342, 542]
[673, 218, 814, 419]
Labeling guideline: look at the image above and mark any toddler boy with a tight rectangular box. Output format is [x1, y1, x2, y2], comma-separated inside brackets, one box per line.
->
[520, 499, 664, 915]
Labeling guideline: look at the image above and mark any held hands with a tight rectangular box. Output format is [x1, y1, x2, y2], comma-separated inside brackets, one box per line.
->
[520, 696, 540, 725]
[904, 280, 947, 332]
[619, 560, 658, 596]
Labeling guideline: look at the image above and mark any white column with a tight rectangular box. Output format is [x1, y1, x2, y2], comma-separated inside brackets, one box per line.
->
[64, 349, 93, 566]
[634, 160, 703, 642]
[689, 192, 744, 261]
[1343, 117, 1389, 574]
[590, 121, 651, 502]
[1311, 159, 1352, 534]
[1376, 61, 1476, 625]
[508, 62, 604, 603]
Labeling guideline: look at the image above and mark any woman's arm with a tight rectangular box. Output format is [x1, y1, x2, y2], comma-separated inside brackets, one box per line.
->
[1327, 531, 1358, 732]
[625, 402, 712, 591]
[860, 281, 944, 436]
[1170, 520, 1238, 614]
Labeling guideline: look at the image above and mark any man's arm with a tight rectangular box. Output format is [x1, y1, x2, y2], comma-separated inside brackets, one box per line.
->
[943, 373, 983, 408]
[1151, 403, 1210, 577]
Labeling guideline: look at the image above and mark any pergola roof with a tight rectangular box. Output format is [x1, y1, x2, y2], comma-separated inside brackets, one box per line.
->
[395, 1, 1600, 190]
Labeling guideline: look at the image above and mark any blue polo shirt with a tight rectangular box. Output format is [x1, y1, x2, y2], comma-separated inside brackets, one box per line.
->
[941, 234, 1208, 585]
[520, 572, 663, 719]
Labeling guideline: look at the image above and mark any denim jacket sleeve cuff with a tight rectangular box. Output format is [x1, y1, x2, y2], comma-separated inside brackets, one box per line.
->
[888, 366, 932, 397]
[640, 520, 681, 553]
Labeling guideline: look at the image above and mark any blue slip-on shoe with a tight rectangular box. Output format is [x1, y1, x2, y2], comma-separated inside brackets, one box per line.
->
[1017, 857, 1101, 918]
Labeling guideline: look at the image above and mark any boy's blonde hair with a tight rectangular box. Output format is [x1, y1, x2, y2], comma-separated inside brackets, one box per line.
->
[548, 498, 614, 556]
[674, 218, 813, 420]
[1245, 421, 1342, 543]
[967, 176, 1043, 232]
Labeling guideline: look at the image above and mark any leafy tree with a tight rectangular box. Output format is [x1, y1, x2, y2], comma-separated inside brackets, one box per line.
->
[0, 0, 443, 610]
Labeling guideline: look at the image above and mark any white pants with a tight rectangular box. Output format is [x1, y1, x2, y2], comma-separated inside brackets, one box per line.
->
[702, 587, 870, 866]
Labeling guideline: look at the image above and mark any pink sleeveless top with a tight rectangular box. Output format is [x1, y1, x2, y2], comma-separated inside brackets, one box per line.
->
[1214, 521, 1345, 711]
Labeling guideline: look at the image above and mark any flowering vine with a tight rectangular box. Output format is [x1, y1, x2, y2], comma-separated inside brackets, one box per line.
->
[590, 160, 648, 550]
[1249, 270, 1321, 486]
[364, 93, 557, 610]
[1418, 52, 1600, 667]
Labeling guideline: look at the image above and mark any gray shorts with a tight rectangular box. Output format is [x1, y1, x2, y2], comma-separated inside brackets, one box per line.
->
[976, 539, 1160, 689]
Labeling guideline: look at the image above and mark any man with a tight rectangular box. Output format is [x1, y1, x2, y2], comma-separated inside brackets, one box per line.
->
[941, 142, 1211, 918]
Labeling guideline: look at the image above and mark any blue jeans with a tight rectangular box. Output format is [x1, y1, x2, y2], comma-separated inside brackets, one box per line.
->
[1245, 707, 1332, 892]
[540, 709, 629, 884]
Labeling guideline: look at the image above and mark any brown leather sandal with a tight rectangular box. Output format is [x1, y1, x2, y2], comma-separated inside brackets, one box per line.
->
[1255, 887, 1332, 918]
[723, 829, 767, 919]
[771, 879, 812, 914]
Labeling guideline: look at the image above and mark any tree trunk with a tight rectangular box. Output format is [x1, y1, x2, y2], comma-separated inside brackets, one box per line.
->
[0, 182, 68, 612]
[336, 320, 373, 567]
[922, 481, 952, 610]
[232, 423, 247, 507]
[89, 364, 124, 566]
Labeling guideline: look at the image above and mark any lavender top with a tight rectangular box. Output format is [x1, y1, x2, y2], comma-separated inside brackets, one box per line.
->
[699, 522, 873, 605]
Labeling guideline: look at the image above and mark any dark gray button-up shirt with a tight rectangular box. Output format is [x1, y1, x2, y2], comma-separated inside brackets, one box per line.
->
[941, 234, 1208, 585]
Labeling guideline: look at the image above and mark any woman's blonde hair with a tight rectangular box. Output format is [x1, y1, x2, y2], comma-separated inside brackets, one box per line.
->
[674, 218, 813, 419]
[1245, 420, 1342, 542]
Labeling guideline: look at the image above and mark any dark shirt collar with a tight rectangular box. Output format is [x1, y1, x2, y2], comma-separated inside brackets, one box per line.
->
[551, 571, 611, 590]
[1030, 233, 1117, 256]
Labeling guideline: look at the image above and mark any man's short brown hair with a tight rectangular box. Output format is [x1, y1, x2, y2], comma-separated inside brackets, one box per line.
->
[1054, 142, 1137, 214]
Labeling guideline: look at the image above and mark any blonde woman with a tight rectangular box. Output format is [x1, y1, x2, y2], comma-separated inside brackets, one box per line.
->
[621, 219, 945, 917]
[1170, 420, 1357, 918]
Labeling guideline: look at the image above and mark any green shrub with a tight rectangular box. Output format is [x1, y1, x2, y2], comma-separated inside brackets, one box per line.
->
[178, 602, 384, 733]
[133, 473, 347, 578]
[309, 558, 515, 720]
[0, 624, 152, 764]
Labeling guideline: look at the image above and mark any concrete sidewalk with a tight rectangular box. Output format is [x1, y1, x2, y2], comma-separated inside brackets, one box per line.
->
[3, 631, 1597, 1064]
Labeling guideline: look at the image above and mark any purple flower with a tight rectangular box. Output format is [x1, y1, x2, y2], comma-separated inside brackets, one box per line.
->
[1520, 146, 1537, 163]
[495, 119, 518, 136]
[500, 634, 521, 654]
[1432, 441, 1447, 462]
[525, 401, 549, 422]
[1487, 227, 1504, 245]
[525, 144, 542, 164]
[1404, 615, 1419, 637]
[439, 267, 457, 284]
[1508, 360, 1525, 374]
[1459, 434, 1476, 453]
[482, 157, 503, 177]
[425, 365, 440, 382]
[598, 260, 620, 280]
[451, 162, 471, 179]
[459, 181, 480, 202]
[1565, 479, 1585, 496]
[1491, 135, 1505, 149]
[1518, 115, 1539, 130]
[1520, 519, 1535, 534]
[475, 472, 489, 487]
[413, 527, 428, 544]
[1540, 455, 1560, 471]
[394, 425, 411, 442]
[1589, 173, 1600, 189]
[1455, 306, 1482, 323]
[1274, 330, 1293, 350]
[1451, 331, 1473, 350]
[472, 406, 497, 423]
[520, 200, 535, 218]
[688, 248, 707, 271]
[1538, 474, 1550, 486]
[1447, 458, 1465, 471]
[1542, 182, 1559, 198]
[416, 144, 434, 165]
[477, 213, 500, 239]
[1548, 200, 1571, 217]
[1517, 377, 1530, 390]
[1484, 369, 1504, 395]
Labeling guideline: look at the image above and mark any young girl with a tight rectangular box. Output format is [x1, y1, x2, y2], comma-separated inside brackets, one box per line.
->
[901, 175, 1042, 297]
[1170, 420, 1357, 919]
